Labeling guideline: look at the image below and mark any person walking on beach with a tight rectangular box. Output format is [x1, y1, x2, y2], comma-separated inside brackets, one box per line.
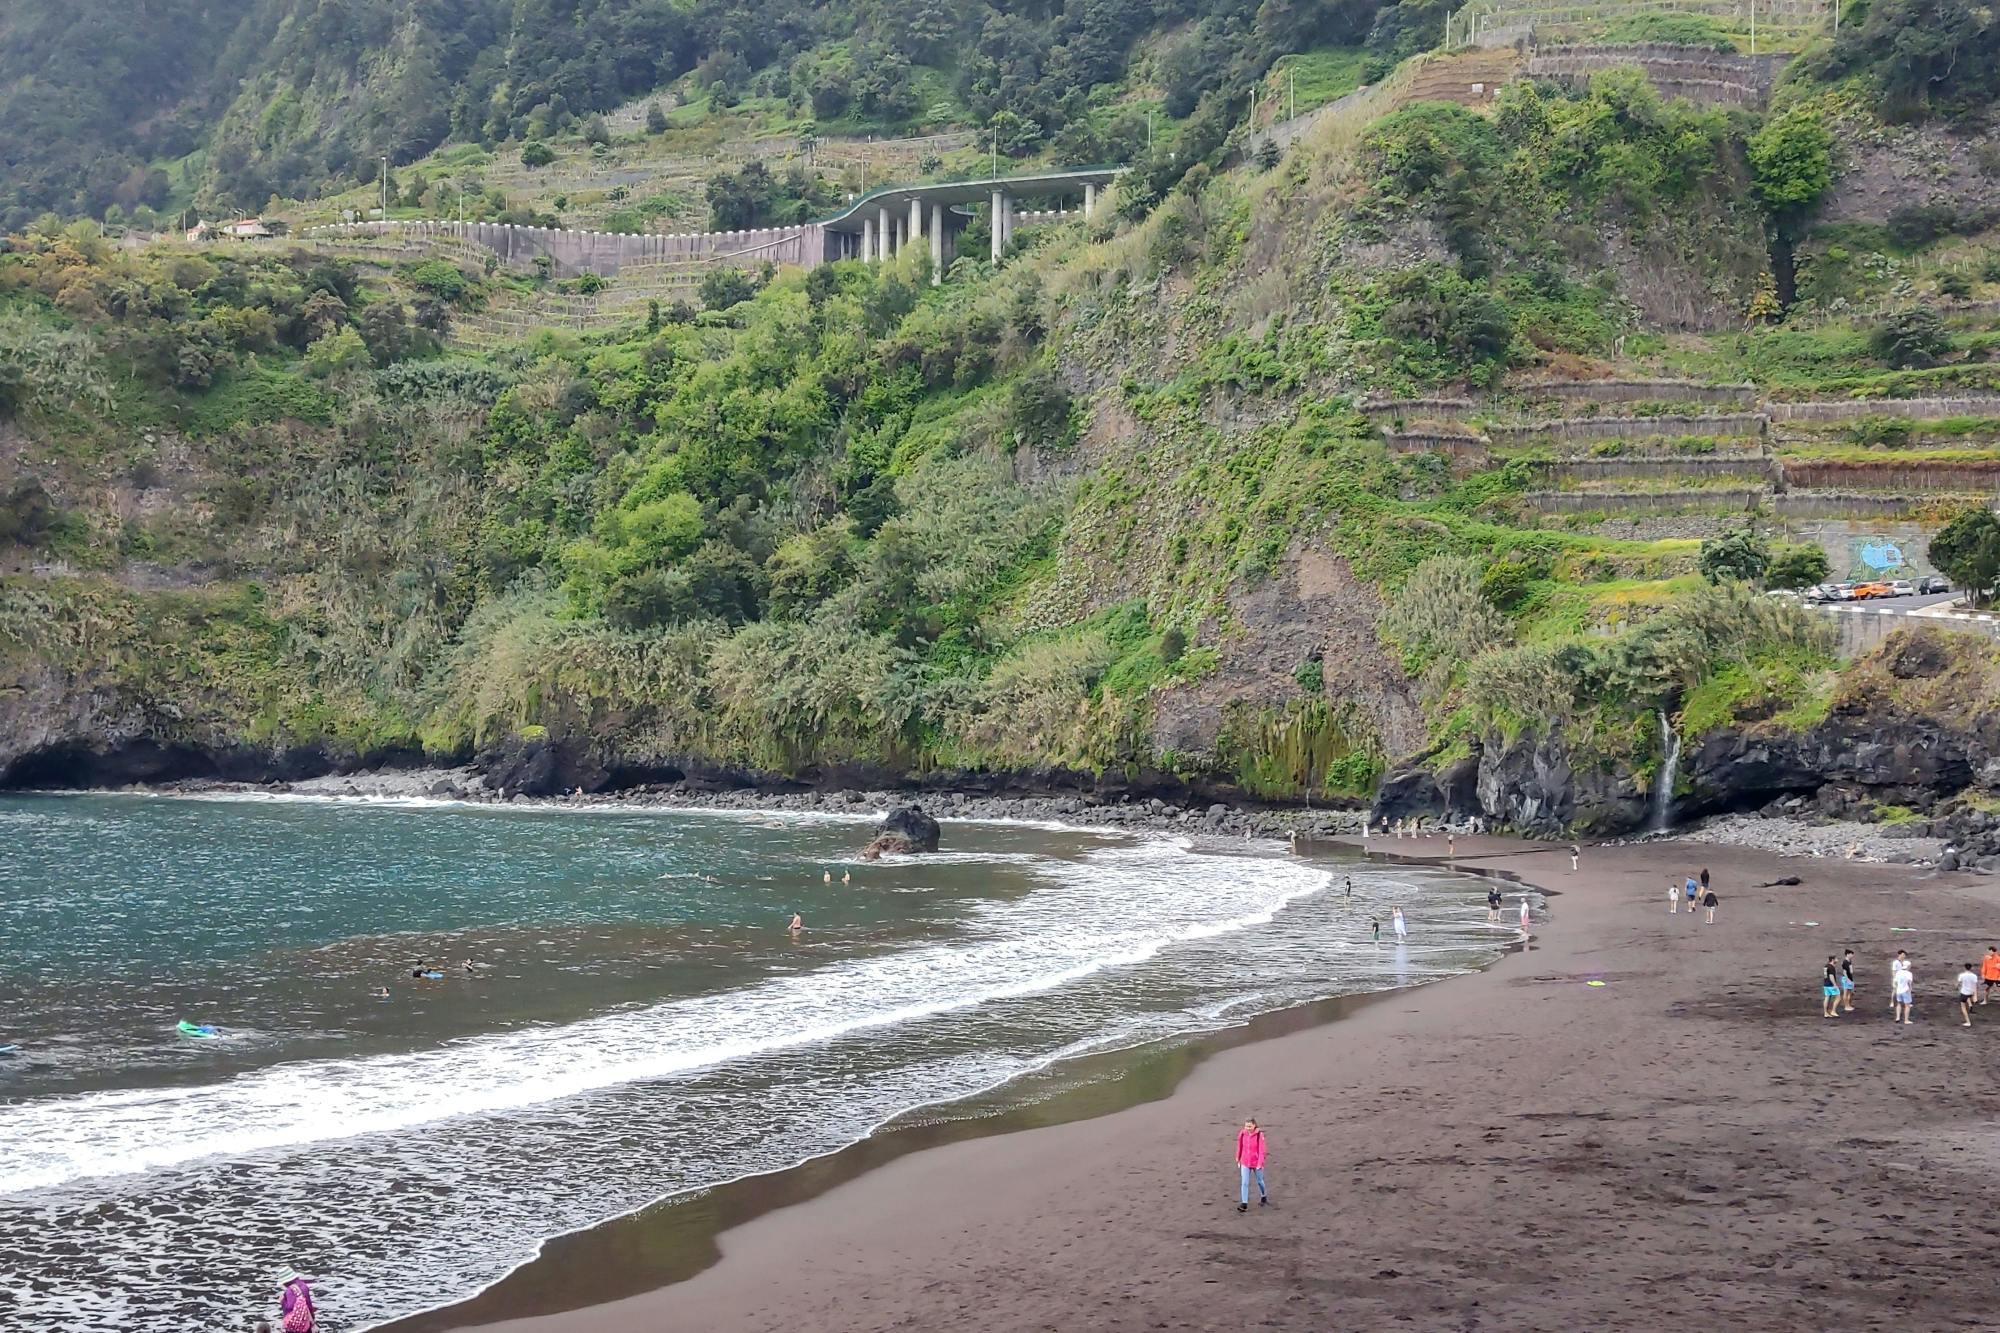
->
[1370, 917, 1381, 944]
[1569, 843, 1580, 873]
[1980, 946, 2000, 1004]
[1892, 952, 1914, 1025]
[1488, 886, 1503, 924]
[1345, 876, 1354, 899]
[1668, 879, 1680, 914]
[1391, 906, 1407, 942]
[1699, 867, 1711, 898]
[1518, 895, 1531, 932]
[1823, 957, 1843, 1019]
[1448, 832, 1456, 859]
[1235, 1118, 1269, 1212]
[1702, 886, 1719, 924]
[1840, 949, 1857, 1013]
[1684, 875, 1699, 918]
[1958, 962, 1979, 1027]
[277, 1267, 316, 1332]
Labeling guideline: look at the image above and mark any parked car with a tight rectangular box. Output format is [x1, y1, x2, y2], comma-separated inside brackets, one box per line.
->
[1830, 583, 1860, 601]
[1766, 587, 1802, 601]
[1919, 575, 1952, 594]
[1888, 579, 1917, 597]
[1803, 583, 1838, 603]
[1851, 581, 1892, 599]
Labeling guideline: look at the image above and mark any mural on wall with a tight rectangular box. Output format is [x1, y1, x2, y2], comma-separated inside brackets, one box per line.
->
[1856, 539, 1906, 575]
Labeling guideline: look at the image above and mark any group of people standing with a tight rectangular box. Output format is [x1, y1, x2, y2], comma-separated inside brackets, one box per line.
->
[1835, 946, 2000, 1027]
[1668, 867, 1720, 923]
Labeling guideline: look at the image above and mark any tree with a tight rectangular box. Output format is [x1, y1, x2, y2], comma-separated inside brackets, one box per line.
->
[1869, 306, 1952, 368]
[1698, 527, 1772, 584]
[645, 101, 669, 135]
[1748, 106, 1834, 223]
[1929, 505, 2000, 606]
[581, 115, 611, 146]
[698, 267, 759, 310]
[520, 141, 556, 168]
[357, 301, 413, 366]
[1764, 544, 1831, 590]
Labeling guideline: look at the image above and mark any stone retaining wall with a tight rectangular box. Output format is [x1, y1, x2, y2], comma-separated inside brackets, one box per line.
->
[1766, 396, 2000, 423]
[1517, 378, 1758, 406]
[1489, 412, 1766, 443]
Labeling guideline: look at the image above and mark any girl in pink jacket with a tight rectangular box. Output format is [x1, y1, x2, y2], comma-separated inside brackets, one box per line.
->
[1235, 1119, 1269, 1211]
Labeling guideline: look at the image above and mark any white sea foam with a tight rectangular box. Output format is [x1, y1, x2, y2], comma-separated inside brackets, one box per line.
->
[0, 839, 1328, 1195]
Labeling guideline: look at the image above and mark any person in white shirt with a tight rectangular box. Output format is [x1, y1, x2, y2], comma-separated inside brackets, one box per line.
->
[1957, 963, 1979, 1028]
[1668, 880, 1680, 914]
[1892, 952, 1914, 1026]
[1391, 906, 1407, 942]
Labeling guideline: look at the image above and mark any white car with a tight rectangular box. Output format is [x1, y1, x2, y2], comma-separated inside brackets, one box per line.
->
[1888, 580, 1916, 597]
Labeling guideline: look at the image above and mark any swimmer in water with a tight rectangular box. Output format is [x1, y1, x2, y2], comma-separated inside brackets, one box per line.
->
[842, 870, 851, 885]
[823, 870, 831, 883]
[789, 913, 803, 934]
[463, 959, 478, 974]
[371, 986, 390, 999]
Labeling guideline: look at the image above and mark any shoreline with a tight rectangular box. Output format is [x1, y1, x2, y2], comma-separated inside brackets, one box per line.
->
[373, 840, 1530, 1333]
[387, 834, 2000, 1332]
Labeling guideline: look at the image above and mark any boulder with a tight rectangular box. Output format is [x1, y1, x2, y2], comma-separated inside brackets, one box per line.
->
[859, 805, 941, 859]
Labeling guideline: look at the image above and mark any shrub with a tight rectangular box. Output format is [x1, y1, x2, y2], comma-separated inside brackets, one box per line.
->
[1008, 365, 1074, 451]
[1378, 555, 1511, 703]
[405, 259, 470, 302]
[521, 141, 556, 168]
[1868, 306, 1951, 368]
[1698, 527, 1772, 584]
[1765, 544, 1830, 590]
[645, 101, 669, 134]
[698, 267, 759, 310]
[303, 326, 370, 378]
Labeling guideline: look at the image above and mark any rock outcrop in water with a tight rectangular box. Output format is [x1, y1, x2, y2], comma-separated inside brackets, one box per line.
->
[860, 806, 942, 859]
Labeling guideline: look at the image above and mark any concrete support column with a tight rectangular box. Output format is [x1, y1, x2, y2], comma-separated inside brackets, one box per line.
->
[909, 196, 923, 251]
[929, 202, 944, 284]
[990, 190, 1004, 261]
[1002, 194, 1015, 249]
[863, 216, 877, 262]
[879, 206, 893, 258]
[1084, 183, 1098, 218]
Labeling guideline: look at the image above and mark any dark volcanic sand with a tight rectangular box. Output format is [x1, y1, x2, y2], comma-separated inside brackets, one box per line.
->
[412, 836, 2000, 1332]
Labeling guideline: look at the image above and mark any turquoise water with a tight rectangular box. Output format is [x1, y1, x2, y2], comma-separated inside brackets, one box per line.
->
[0, 791, 1523, 1330]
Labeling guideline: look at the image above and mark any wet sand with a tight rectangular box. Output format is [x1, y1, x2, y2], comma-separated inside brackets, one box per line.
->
[405, 836, 2000, 1331]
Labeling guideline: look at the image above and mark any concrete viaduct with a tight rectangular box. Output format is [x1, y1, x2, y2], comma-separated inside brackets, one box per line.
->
[304, 167, 1123, 284]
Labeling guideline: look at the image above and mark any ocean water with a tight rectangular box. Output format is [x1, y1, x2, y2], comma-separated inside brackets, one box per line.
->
[0, 791, 1527, 1330]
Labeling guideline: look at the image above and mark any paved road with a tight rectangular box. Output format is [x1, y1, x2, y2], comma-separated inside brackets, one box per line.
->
[1813, 590, 1961, 616]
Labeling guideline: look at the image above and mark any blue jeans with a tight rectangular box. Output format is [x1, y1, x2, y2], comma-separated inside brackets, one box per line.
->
[1239, 1165, 1266, 1203]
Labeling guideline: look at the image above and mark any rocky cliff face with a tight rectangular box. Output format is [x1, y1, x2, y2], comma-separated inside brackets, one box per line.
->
[1374, 628, 2000, 842]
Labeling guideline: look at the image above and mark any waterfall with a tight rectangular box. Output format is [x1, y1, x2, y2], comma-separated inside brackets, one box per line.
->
[1651, 710, 1681, 833]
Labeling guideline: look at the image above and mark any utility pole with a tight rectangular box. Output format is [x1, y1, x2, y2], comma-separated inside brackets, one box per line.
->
[379, 156, 388, 220]
[991, 128, 998, 181]
[1289, 68, 1296, 121]
[1750, 0, 1757, 54]
[1147, 108, 1154, 152]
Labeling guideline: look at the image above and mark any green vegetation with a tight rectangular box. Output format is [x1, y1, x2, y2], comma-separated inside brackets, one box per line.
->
[1929, 505, 2000, 607]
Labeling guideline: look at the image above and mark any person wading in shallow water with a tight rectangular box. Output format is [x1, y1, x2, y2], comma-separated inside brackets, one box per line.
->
[1235, 1119, 1269, 1212]
[1487, 885, 1503, 924]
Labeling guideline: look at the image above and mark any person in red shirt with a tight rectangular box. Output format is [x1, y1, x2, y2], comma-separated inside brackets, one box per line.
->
[1978, 947, 2000, 1004]
[1235, 1119, 1269, 1212]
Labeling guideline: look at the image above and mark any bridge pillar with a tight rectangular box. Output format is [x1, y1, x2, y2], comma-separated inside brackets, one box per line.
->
[909, 196, 923, 250]
[863, 215, 877, 262]
[990, 190, 1005, 261]
[929, 202, 944, 284]
[879, 205, 893, 259]
[1084, 183, 1098, 218]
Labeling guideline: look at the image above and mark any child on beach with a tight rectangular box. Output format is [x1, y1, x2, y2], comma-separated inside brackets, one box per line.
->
[1823, 957, 1843, 1019]
[1370, 918, 1381, 944]
[1669, 880, 1680, 914]
[1684, 875, 1699, 917]
[1391, 906, 1408, 942]
[1840, 949, 1856, 1012]
[1570, 843, 1580, 872]
[1488, 886, 1503, 923]
[1892, 952, 1914, 1025]
[1518, 895, 1531, 931]
[1958, 963, 1979, 1027]
[1235, 1119, 1269, 1212]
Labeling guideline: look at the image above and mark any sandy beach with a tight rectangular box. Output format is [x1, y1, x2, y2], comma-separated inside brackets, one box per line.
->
[405, 835, 2000, 1332]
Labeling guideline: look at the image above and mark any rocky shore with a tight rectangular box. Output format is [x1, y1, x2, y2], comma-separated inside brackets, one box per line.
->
[193, 766, 1372, 843]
